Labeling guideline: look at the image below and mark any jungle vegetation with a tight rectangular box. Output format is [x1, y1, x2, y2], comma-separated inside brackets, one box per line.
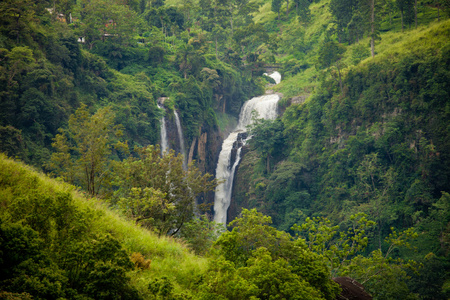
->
[0, 0, 449, 298]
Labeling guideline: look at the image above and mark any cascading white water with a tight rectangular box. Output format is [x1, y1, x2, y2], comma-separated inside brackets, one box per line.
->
[264, 71, 281, 84]
[173, 110, 187, 170]
[158, 104, 169, 155]
[214, 72, 281, 224]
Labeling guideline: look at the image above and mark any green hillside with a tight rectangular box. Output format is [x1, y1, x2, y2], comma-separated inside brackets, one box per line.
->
[0, 154, 208, 298]
[232, 3, 450, 299]
[0, 0, 449, 298]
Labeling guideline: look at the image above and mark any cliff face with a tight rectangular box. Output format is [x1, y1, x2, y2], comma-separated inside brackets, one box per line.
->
[189, 128, 223, 176]
[165, 113, 182, 155]
[188, 126, 223, 206]
[228, 145, 263, 224]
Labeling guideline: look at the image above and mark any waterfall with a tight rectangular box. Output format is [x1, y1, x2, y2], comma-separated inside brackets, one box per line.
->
[264, 71, 281, 84]
[158, 104, 169, 155]
[214, 72, 281, 224]
[173, 110, 187, 170]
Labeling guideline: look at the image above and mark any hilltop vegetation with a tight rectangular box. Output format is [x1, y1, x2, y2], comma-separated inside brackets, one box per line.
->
[233, 1, 450, 299]
[0, 0, 449, 298]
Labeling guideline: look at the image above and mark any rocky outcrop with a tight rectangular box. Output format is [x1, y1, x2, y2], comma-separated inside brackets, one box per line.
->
[229, 132, 248, 168]
[333, 277, 372, 300]
[164, 111, 181, 155]
[186, 127, 223, 206]
[228, 145, 260, 224]
[197, 132, 208, 172]
[188, 137, 197, 166]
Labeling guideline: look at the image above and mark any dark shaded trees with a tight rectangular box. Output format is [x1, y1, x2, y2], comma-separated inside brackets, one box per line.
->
[249, 118, 285, 174]
[272, 0, 282, 21]
[317, 40, 346, 93]
[0, 0, 36, 43]
[396, 0, 414, 31]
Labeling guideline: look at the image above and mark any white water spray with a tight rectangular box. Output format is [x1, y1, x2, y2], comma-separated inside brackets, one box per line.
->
[158, 104, 169, 155]
[213, 72, 281, 224]
[173, 110, 187, 170]
[264, 71, 281, 84]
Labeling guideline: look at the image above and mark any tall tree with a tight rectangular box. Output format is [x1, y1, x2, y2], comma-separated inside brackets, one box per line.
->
[49, 104, 127, 195]
[286, 0, 290, 17]
[317, 40, 346, 94]
[0, 0, 35, 43]
[228, 0, 258, 33]
[295, 0, 311, 22]
[198, 0, 231, 57]
[414, 0, 418, 28]
[249, 118, 285, 174]
[55, 0, 77, 23]
[272, 0, 282, 21]
[370, 0, 376, 57]
[396, 0, 414, 31]
[75, 0, 138, 48]
[329, 0, 355, 42]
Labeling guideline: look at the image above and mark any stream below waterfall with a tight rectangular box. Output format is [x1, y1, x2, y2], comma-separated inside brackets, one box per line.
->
[214, 72, 281, 224]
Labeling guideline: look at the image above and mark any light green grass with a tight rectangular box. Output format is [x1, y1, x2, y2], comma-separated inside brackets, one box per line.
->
[274, 67, 319, 99]
[0, 154, 208, 297]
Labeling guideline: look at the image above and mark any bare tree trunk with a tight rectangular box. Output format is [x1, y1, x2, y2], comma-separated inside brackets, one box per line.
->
[230, 11, 234, 34]
[378, 221, 382, 249]
[215, 37, 218, 59]
[370, 0, 375, 58]
[401, 9, 404, 32]
[16, 16, 20, 43]
[222, 98, 226, 113]
[414, 0, 417, 28]
[337, 62, 343, 94]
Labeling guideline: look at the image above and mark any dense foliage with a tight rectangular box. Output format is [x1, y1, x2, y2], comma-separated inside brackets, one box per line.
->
[0, 0, 266, 169]
[0, 0, 449, 298]
[234, 7, 450, 300]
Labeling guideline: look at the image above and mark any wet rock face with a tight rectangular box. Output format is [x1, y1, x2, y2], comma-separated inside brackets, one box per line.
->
[333, 277, 372, 300]
[230, 132, 248, 168]
[197, 127, 224, 206]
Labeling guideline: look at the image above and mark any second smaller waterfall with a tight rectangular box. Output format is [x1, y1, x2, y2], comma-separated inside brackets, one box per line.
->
[158, 104, 169, 155]
[173, 110, 187, 170]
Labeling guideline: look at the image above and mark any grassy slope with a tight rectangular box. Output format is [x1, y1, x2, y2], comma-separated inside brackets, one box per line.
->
[255, 0, 447, 99]
[0, 154, 207, 297]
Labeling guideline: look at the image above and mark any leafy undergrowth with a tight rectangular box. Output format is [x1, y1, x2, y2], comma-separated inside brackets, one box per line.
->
[0, 153, 206, 298]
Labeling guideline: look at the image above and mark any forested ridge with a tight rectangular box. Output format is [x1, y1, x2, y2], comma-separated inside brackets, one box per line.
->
[0, 0, 449, 298]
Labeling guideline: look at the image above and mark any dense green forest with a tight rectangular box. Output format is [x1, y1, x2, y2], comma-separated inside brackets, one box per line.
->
[0, 0, 449, 298]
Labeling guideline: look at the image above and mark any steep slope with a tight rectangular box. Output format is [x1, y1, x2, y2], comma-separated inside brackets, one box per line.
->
[0, 154, 207, 298]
